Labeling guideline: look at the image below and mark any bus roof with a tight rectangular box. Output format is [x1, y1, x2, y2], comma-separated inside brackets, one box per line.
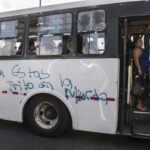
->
[0, 0, 146, 18]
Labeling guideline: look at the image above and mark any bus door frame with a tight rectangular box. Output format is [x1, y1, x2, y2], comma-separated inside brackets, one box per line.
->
[118, 18, 130, 135]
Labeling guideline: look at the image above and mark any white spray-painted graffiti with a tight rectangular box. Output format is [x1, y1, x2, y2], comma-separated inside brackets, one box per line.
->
[0, 69, 4, 78]
[0, 65, 115, 104]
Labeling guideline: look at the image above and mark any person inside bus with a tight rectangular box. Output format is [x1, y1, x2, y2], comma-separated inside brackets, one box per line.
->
[132, 36, 149, 111]
[27, 39, 37, 55]
[62, 35, 71, 55]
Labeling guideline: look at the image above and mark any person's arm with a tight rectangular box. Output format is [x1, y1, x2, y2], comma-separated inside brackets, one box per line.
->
[132, 48, 143, 75]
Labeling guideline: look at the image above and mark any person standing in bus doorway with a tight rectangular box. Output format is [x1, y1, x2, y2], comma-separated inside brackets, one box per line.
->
[27, 39, 37, 55]
[132, 36, 149, 111]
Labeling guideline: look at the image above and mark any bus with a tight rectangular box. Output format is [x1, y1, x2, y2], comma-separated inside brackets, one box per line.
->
[0, 0, 149, 138]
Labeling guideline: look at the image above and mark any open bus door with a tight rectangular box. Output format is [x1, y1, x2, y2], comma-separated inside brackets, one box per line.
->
[120, 17, 150, 139]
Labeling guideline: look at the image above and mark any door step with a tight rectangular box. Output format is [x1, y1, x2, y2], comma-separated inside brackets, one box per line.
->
[132, 109, 150, 138]
[133, 133, 150, 139]
[133, 110, 150, 115]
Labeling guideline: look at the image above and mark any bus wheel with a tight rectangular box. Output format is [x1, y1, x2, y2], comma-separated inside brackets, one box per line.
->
[26, 95, 69, 137]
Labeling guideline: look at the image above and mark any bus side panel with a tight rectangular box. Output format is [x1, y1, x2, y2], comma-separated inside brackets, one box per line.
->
[57, 58, 120, 134]
[0, 59, 119, 134]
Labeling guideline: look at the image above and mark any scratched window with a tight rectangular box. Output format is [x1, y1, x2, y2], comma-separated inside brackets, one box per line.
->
[29, 13, 72, 56]
[77, 10, 105, 55]
[0, 19, 25, 56]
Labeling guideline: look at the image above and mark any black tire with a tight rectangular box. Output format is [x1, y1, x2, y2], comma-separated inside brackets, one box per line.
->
[26, 94, 69, 137]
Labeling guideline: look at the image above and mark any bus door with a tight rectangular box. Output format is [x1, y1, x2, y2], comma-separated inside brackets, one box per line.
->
[119, 18, 131, 135]
[121, 17, 150, 138]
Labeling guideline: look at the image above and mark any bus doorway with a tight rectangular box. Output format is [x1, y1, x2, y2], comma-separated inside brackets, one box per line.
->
[119, 17, 150, 138]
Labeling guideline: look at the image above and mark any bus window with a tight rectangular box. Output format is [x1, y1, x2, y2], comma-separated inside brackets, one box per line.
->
[0, 19, 25, 56]
[77, 10, 106, 55]
[29, 13, 72, 56]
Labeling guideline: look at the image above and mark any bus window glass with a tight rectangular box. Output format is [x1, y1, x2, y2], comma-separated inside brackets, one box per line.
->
[82, 33, 105, 54]
[38, 36, 62, 55]
[29, 13, 72, 56]
[77, 10, 105, 55]
[0, 19, 25, 56]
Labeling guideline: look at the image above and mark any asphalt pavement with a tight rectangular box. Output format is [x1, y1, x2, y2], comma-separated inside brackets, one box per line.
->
[0, 120, 149, 150]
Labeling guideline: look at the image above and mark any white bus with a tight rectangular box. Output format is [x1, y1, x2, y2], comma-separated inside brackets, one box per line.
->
[0, 0, 149, 138]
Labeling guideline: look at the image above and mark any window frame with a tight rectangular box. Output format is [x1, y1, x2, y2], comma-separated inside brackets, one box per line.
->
[27, 11, 73, 58]
[0, 16, 26, 59]
[0, 6, 109, 60]
[76, 8, 107, 57]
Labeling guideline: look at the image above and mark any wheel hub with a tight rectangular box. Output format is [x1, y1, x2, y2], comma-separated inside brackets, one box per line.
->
[44, 106, 57, 120]
[34, 102, 58, 129]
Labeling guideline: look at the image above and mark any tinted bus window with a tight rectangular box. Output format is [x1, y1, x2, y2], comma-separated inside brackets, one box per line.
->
[77, 10, 106, 55]
[0, 18, 25, 56]
[29, 13, 72, 56]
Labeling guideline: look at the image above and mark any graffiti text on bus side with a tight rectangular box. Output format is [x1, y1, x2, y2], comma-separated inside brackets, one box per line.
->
[12, 64, 50, 80]
[59, 74, 108, 104]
